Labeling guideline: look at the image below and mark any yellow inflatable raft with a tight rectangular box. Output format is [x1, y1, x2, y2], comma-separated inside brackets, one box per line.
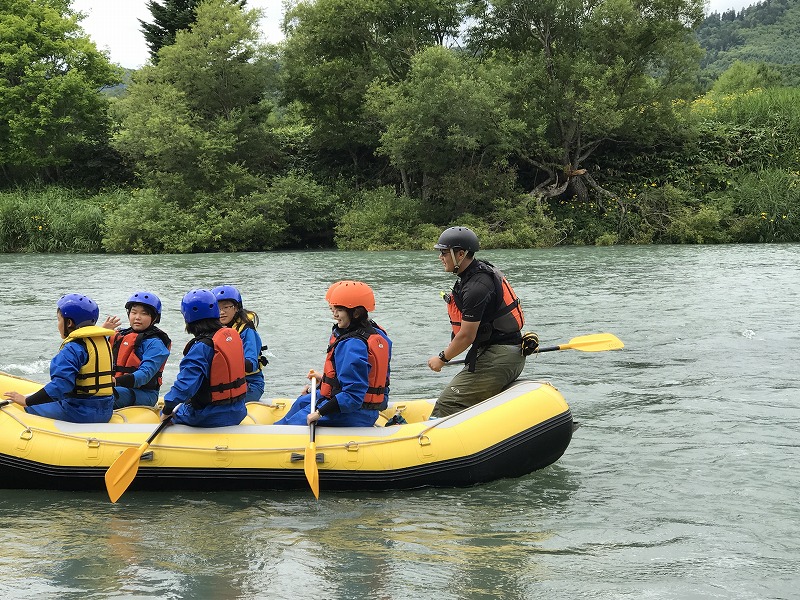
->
[0, 372, 572, 494]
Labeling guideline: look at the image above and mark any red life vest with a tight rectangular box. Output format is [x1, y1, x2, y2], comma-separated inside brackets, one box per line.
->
[446, 260, 524, 340]
[111, 327, 171, 391]
[319, 323, 390, 411]
[187, 327, 247, 404]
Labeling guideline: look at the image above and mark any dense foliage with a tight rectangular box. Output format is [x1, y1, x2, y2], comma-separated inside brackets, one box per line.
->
[0, 0, 798, 253]
[0, 0, 121, 185]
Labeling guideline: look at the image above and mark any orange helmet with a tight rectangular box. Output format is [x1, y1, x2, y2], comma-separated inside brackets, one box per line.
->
[326, 280, 375, 312]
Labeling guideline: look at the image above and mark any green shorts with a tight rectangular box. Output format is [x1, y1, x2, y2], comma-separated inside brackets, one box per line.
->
[432, 344, 526, 418]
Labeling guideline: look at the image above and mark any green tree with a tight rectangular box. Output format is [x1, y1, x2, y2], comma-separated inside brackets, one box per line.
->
[109, 0, 332, 252]
[281, 0, 465, 183]
[367, 46, 523, 206]
[0, 0, 120, 184]
[140, 0, 246, 62]
[709, 60, 782, 96]
[467, 0, 705, 205]
[114, 0, 280, 206]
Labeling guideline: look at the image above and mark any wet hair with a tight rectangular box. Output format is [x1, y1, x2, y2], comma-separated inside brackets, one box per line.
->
[186, 317, 223, 337]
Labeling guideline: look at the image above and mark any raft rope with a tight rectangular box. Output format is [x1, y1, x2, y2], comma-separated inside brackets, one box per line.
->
[1, 381, 549, 454]
[0, 405, 451, 454]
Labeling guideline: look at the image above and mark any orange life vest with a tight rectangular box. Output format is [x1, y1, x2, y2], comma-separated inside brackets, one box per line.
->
[446, 260, 524, 340]
[445, 260, 524, 372]
[319, 323, 390, 411]
[111, 327, 171, 391]
[187, 327, 247, 405]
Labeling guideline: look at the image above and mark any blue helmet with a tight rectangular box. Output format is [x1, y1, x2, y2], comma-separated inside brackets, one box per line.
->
[125, 291, 162, 323]
[57, 293, 100, 328]
[180, 288, 220, 324]
[211, 285, 243, 307]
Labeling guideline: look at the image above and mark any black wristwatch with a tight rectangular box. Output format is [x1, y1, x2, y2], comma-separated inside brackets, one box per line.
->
[438, 350, 450, 363]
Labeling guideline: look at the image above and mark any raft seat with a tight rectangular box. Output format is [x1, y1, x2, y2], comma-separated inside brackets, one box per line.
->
[243, 400, 290, 425]
[110, 406, 161, 424]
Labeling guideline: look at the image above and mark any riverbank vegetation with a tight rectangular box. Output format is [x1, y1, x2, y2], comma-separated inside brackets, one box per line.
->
[1, 0, 799, 253]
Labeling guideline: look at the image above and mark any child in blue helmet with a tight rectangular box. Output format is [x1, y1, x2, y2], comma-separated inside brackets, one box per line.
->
[211, 285, 266, 402]
[161, 289, 248, 427]
[102, 291, 171, 409]
[3, 294, 115, 423]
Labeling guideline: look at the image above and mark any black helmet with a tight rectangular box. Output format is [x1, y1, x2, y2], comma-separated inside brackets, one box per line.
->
[434, 226, 480, 253]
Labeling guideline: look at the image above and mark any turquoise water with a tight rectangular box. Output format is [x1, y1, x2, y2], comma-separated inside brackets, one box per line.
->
[1, 245, 798, 599]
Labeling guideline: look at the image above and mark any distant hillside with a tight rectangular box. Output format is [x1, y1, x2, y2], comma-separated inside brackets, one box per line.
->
[698, 0, 800, 87]
[102, 68, 135, 98]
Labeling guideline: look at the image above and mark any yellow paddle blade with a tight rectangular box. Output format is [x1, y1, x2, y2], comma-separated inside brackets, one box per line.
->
[560, 333, 624, 352]
[304, 440, 320, 500]
[105, 442, 149, 503]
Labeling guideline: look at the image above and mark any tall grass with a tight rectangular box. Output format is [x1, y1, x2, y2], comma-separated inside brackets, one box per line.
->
[0, 187, 106, 252]
[701, 88, 800, 170]
[725, 168, 800, 243]
[713, 88, 800, 131]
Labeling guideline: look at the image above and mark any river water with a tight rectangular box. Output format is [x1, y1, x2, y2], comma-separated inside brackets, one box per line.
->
[0, 245, 798, 599]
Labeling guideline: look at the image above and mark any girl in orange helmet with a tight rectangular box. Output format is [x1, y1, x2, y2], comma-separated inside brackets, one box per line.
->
[276, 281, 392, 427]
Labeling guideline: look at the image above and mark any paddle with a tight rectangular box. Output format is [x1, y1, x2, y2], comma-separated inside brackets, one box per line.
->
[0, 400, 11, 408]
[536, 332, 624, 353]
[304, 377, 320, 499]
[446, 333, 624, 365]
[105, 415, 173, 503]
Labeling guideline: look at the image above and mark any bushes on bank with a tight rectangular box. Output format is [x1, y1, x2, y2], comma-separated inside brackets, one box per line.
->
[335, 187, 439, 250]
[334, 186, 564, 251]
[102, 188, 206, 253]
[102, 172, 336, 253]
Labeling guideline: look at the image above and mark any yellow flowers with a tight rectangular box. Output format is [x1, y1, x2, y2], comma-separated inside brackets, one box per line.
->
[31, 215, 47, 232]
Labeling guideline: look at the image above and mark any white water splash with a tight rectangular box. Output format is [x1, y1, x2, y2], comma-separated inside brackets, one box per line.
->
[740, 329, 756, 339]
[0, 360, 50, 376]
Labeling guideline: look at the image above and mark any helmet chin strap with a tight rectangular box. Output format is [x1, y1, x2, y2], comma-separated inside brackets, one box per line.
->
[450, 248, 463, 274]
